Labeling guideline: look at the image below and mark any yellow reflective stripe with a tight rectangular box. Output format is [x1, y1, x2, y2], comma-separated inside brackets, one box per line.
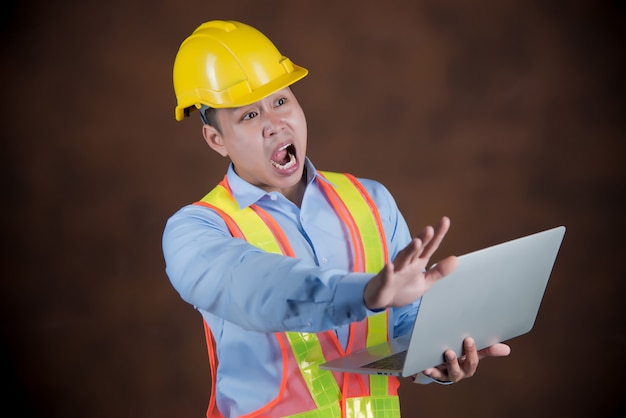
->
[346, 396, 401, 418]
[200, 185, 283, 254]
[366, 313, 389, 397]
[285, 332, 342, 408]
[284, 398, 342, 418]
[320, 172, 391, 400]
[286, 395, 400, 418]
[367, 313, 388, 397]
[366, 312, 387, 347]
[369, 374, 389, 397]
[319, 171, 386, 273]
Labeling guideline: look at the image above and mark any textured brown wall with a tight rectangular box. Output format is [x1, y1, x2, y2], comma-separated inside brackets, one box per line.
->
[1, 1, 624, 417]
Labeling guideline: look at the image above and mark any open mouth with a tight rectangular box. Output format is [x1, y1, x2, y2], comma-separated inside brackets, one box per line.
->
[270, 143, 297, 170]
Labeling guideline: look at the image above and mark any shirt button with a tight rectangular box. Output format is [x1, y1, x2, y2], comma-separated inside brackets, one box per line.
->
[321, 257, 328, 264]
[306, 322, 312, 327]
[270, 194, 278, 201]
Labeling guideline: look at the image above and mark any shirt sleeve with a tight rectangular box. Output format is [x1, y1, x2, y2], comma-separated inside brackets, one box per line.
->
[162, 176, 420, 336]
[162, 204, 374, 333]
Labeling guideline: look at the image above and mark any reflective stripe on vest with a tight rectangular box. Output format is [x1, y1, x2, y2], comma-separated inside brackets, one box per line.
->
[196, 171, 400, 417]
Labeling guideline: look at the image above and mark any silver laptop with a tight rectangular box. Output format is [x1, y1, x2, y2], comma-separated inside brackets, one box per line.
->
[320, 225, 566, 377]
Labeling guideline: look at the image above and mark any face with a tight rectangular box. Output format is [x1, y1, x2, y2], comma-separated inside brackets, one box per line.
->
[202, 88, 308, 200]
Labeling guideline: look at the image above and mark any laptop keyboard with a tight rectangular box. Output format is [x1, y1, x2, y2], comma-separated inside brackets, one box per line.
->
[362, 350, 407, 370]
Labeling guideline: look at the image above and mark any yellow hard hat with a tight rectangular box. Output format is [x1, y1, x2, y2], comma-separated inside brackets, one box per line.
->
[173, 20, 309, 121]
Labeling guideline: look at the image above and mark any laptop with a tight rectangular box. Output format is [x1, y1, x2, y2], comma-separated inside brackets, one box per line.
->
[320, 225, 566, 377]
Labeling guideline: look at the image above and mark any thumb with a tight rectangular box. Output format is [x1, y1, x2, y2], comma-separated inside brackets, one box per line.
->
[426, 255, 458, 283]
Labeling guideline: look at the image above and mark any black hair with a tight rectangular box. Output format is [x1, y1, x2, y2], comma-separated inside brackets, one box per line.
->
[200, 106, 222, 135]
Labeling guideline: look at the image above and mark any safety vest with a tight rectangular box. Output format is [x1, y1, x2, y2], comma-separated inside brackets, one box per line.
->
[194, 171, 401, 417]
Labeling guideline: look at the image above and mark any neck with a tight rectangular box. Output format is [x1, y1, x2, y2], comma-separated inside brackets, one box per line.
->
[284, 168, 307, 207]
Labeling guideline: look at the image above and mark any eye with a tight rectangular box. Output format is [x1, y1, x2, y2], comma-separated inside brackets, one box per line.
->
[274, 97, 287, 107]
[242, 111, 258, 121]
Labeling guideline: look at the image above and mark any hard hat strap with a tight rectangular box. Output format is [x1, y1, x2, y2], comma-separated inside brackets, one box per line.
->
[199, 104, 210, 125]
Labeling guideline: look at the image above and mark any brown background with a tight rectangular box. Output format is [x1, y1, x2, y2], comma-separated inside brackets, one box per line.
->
[1, 0, 624, 417]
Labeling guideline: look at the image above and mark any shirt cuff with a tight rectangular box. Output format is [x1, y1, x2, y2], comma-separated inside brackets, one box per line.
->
[332, 272, 374, 323]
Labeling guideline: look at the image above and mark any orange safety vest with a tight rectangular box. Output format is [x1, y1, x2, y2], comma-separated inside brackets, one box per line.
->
[194, 171, 401, 417]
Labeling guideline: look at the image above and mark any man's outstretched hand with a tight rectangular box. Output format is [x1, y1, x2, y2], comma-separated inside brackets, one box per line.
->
[364, 216, 459, 310]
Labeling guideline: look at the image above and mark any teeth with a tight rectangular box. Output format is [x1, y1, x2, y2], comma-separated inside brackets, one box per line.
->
[271, 152, 296, 170]
[271, 144, 296, 170]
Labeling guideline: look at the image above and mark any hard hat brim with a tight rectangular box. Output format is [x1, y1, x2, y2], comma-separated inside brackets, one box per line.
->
[174, 65, 308, 121]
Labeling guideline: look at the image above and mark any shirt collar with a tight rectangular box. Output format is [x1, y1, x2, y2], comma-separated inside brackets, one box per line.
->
[226, 158, 323, 209]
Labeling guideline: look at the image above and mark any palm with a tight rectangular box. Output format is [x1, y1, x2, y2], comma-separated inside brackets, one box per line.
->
[364, 217, 458, 310]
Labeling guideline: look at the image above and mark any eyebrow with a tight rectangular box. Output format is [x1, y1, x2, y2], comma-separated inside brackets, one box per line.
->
[229, 90, 290, 116]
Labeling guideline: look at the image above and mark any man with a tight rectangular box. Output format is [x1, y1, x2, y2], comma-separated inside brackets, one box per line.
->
[162, 20, 510, 417]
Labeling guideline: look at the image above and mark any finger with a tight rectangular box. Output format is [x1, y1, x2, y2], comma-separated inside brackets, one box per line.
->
[407, 238, 424, 264]
[394, 238, 422, 269]
[442, 350, 462, 382]
[423, 371, 450, 383]
[477, 343, 511, 359]
[420, 216, 451, 260]
[422, 363, 451, 382]
[424, 255, 458, 287]
[415, 224, 434, 244]
[461, 338, 479, 375]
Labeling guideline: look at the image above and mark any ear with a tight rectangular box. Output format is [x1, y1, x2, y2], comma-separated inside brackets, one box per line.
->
[202, 125, 228, 157]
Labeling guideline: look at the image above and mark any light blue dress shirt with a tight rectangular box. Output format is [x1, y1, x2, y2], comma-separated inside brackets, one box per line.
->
[162, 159, 425, 416]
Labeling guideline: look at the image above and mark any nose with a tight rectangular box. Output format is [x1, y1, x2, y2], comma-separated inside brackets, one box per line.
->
[262, 111, 284, 137]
